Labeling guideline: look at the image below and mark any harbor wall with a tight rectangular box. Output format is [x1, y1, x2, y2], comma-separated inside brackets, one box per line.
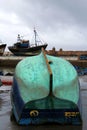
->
[0, 56, 24, 67]
[69, 60, 87, 67]
[0, 56, 87, 68]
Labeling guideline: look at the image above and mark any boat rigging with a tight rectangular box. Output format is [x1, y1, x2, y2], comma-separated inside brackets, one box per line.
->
[8, 29, 48, 56]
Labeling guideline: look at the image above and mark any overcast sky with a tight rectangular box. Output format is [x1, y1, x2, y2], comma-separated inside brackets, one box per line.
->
[0, 0, 87, 51]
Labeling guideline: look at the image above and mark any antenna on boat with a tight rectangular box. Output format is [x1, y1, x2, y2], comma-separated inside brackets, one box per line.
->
[17, 34, 23, 43]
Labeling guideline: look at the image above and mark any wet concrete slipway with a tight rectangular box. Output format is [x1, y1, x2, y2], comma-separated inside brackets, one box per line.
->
[0, 76, 87, 130]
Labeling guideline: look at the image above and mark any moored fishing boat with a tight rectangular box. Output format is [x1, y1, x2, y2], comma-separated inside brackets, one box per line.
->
[0, 43, 6, 56]
[8, 29, 48, 56]
[10, 48, 82, 126]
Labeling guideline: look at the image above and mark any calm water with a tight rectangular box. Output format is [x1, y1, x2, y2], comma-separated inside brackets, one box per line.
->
[0, 76, 87, 130]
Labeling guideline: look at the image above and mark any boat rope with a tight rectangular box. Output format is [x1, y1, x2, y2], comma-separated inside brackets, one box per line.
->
[42, 48, 53, 96]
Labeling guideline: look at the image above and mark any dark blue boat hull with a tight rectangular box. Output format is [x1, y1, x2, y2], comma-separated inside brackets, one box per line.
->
[11, 77, 82, 125]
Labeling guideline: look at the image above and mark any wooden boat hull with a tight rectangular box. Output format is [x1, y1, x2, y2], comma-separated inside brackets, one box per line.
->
[10, 49, 82, 125]
[8, 44, 47, 56]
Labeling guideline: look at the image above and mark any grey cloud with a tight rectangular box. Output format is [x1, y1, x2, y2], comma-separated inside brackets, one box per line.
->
[0, 0, 87, 50]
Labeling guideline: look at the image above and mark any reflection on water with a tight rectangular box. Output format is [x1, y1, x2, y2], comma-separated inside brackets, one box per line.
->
[79, 76, 87, 130]
[0, 76, 87, 130]
[0, 91, 11, 116]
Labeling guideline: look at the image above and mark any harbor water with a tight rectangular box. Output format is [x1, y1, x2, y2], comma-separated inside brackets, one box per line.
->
[0, 75, 87, 130]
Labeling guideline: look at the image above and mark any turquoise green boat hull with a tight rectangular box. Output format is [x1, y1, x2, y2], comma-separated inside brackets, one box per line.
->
[11, 49, 82, 125]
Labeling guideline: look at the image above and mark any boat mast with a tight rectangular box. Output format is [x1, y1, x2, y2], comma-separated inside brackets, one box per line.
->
[17, 34, 21, 42]
[34, 28, 37, 46]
